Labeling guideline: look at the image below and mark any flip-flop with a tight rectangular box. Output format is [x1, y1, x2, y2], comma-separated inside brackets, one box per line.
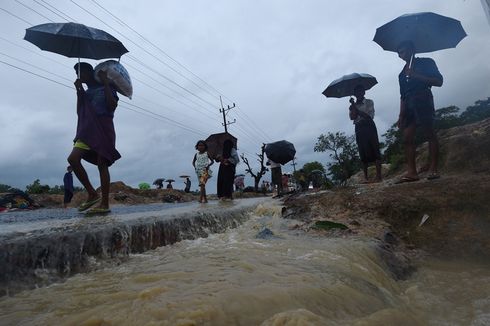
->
[427, 173, 440, 180]
[85, 207, 111, 215]
[394, 176, 420, 184]
[78, 197, 100, 212]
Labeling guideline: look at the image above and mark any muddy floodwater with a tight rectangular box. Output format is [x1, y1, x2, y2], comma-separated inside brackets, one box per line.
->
[0, 203, 489, 325]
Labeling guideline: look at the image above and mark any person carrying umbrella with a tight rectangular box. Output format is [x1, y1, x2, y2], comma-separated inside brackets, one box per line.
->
[67, 62, 121, 214]
[396, 41, 443, 183]
[349, 85, 382, 183]
[216, 139, 239, 200]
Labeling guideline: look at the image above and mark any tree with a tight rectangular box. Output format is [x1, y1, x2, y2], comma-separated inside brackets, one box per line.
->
[434, 105, 461, 129]
[25, 179, 50, 194]
[460, 97, 490, 124]
[314, 131, 360, 184]
[240, 145, 268, 191]
[0, 184, 14, 192]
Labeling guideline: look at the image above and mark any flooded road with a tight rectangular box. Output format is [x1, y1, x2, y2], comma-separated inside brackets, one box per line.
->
[0, 202, 489, 325]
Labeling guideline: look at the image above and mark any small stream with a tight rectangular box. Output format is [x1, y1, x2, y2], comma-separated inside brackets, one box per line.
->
[0, 202, 489, 325]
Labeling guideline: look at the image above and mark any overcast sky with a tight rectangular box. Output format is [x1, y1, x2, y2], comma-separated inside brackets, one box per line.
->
[0, 0, 489, 193]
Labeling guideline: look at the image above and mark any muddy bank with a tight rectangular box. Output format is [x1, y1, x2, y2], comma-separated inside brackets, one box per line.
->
[282, 118, 490, 276]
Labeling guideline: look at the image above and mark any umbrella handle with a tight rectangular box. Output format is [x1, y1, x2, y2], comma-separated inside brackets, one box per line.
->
[406, 54, 414, 81]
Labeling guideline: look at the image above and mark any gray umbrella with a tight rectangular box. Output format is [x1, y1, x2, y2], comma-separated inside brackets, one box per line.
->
[322, 73, 377, 98]
[373, 12, 466, 53]
[24, 22, 128, 59]
[265, 140, 296, 165]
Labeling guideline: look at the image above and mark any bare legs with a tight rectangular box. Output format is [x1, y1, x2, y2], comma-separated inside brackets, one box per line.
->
[362, 159, 382, 183]
[68, 147, 111, 209]
[402, 123, 439, 179]
[199, 184, 207, 203]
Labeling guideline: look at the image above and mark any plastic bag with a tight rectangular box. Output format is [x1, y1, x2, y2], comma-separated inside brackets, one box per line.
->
[94, 60, 133, 99]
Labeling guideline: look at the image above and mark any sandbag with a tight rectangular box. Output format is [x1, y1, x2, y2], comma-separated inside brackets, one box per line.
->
[94, 60, 133, 99]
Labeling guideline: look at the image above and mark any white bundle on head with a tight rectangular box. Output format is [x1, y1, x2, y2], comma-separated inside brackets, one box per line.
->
[94, 60, 133, 99]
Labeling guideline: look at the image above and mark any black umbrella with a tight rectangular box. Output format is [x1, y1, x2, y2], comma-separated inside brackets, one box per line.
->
[322, 73, 377, 98]
[24, 22, 128, 59]
[205, 132, 238, 160]
[373, 12, 466, 53]
[264, 140, 296, 165]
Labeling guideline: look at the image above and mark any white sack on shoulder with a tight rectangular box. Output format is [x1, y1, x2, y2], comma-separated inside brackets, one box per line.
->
[94, 60, 133, 99]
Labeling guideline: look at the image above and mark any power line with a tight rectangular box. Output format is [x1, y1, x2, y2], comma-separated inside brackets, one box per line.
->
[0, 59, 72, 89]
[84, 0, 274, 142]
[2, 2, 269, 152]
[15, 0, 53, 22]
[0, 59, 211, 137]
[0, 6, 33, 25]
[34, 0, 75, 22]
[69, 0, 219, 109]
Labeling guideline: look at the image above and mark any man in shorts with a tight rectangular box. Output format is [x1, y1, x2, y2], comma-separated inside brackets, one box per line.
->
[396, 41, 443, 183]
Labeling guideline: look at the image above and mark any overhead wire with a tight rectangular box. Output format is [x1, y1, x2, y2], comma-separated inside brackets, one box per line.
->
[15, 0, 53, 22]
[84, 0, 273, 143]
[1, 1, 266, 157]
[2, 1, 220, 133]
[0, 59, 210, 137]
[68, 0, 219, 110]
[34, 0, 75, 22]
[63, 0, 266, 149]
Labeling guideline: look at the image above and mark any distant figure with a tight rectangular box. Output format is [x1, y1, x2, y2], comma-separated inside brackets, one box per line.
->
[349, 85, 382, 182]
[184, 178, 191, 193]
[234, 175, 244, 192]
[154, 179, 164, 189]
[268, 159, 283, 195]
[282, 174, 289, 192]
[396, 41, 443, 183]
[67, 62, 120, 214]
[192, 140, 214, 203]
[166, 182, 173, 189]
[63, 166, 74, 208]
[217, 139, 239, 200]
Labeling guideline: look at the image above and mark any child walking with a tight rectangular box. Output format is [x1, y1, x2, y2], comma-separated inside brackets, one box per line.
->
[192, 140, 214, 203]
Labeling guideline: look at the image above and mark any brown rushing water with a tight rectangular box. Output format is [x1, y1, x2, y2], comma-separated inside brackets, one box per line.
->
[0, 203, 489, 325]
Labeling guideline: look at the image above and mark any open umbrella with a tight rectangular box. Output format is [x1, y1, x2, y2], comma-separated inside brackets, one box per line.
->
[179, 175, 191, 178]
[153, 178, 165, 189]
[24, 22, 128, 59]
[322, 73, 377, 98]
[373, 12, 467, 54]
[205, 132, 237, 160]
[24, 22, 128, 76]
[265, 140, 296, 165]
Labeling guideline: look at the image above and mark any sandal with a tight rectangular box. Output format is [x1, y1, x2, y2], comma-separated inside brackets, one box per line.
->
[427, 173, 440, 180]
[78, 197, 100, 212]
[394, 176, 420, 184]
[85, 207, 111, 215]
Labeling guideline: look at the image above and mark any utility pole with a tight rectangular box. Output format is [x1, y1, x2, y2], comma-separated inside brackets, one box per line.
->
[219, 96, 236, 133]
[291, 157, 297, 173]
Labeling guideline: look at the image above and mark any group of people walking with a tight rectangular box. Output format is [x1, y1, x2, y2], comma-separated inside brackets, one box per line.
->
[66, 37, 444, 212]
[348, 40, 443, 184]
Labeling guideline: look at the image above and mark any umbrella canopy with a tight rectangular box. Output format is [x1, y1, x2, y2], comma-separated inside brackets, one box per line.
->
[24, 22, 128, 59]
[373, 12, 467, 53]
[153, 178, 165, 184]
[322, 73, 377, 98]
[165, 179, 175, 183]
[179, 175, 191, 178]
[205, 132, 238, 160]
[265, 140, 296, 165]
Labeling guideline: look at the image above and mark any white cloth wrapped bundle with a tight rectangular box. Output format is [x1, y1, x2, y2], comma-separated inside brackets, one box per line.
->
[94, 60, 133, 99]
